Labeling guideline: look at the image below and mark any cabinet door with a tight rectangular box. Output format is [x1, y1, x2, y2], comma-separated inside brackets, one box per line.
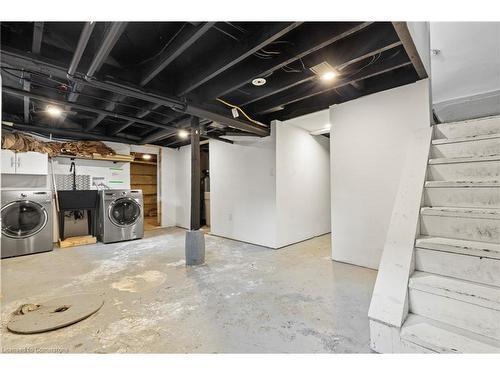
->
[1, 149, 17, 174]
[15, 151, 48, 175]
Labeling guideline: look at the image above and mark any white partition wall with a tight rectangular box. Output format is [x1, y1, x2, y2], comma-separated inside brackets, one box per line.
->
[209, 120, 331, 249]
[275, 121, 331, 248]
[209, 129, 278, 248]
[330, 79, 431, 269]
[160, 145, 191, 229]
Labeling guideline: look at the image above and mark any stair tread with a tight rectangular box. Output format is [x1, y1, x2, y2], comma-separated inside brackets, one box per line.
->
[420, 206, 500, 219]
[409, 271, 500, 309]
[437, 115, 500, 127]
[416, 236, 500, 259]
[401, 313, 500, 353]
[432, 132, 500, 145]
[429, 154, 500, 165]
[425, 180, 500, 187]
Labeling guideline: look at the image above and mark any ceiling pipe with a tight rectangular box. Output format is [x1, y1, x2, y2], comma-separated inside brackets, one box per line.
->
[3, 121, 138, 144]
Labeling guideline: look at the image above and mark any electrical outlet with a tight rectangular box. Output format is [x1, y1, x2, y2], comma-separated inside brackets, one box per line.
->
[231, 108, 239, 118]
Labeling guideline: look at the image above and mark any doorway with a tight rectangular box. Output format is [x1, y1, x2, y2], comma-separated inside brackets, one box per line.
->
[130, 152, 160, 231]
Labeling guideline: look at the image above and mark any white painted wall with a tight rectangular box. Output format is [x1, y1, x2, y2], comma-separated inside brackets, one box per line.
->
[430, 22, 500, 122]
[160, 147, 177, 227]
[175, 145, 191, 229]
[209, 129, 277, 248]
[275, 120, 331, 248]
[330, 79, 431, 269]
[159, 145, 191, 229]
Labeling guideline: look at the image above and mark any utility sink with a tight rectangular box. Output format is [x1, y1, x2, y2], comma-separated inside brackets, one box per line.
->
[57, 190, 99, 210]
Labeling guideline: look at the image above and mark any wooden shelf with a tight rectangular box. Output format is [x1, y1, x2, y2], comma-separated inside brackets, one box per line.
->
[53, 153, 134, 163]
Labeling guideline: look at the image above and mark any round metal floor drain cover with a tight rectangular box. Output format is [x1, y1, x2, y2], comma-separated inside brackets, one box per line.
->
[7, 294, 104, 334]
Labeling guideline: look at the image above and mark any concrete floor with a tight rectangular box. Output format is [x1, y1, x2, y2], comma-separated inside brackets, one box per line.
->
[1, 228, 376, 353]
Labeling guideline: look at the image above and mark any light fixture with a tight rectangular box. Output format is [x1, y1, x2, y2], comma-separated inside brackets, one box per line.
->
[252, 77, 267, 86]
[142, 154, 152, 160]
[310, 61, 338, 82]
[178, 129, 189, 139]
[320, 71, 337, 81]
[46, 105, 63, 117]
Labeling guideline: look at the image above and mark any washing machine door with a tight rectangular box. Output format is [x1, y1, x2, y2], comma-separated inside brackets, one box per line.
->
[108, 197, 141, 227]
[1, 200, 48, 239]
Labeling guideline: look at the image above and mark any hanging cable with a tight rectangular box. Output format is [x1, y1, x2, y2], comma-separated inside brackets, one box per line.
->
[216, 98, 265, 127]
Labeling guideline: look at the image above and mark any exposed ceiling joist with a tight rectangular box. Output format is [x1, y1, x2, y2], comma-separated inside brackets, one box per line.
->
[68, 22, 128, 103]
[238, 39, 403, 108]
[192, 22, 373, 101]
[175, 22, 302, 96]
[392, 22, 428, 79]
[107, 103, 162, 135]
[23, 22, 44, 123]
[2, 85, 179, 132]
[247, 47, 411, 114]
[140, 22, 215, 87]
[1, 48, 267, 136]
[87, 22, 213, 132]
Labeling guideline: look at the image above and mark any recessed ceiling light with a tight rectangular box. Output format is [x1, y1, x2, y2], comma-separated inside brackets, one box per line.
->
[142, 154, 152, 160]
[178, 129, 189, 139]
[252, 78, 267, 86]
[46, 105, 63, 117]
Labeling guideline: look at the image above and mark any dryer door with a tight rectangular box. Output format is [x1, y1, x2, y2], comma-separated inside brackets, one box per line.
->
[108, 197, 141, 227]
[1, 200, 48, 239]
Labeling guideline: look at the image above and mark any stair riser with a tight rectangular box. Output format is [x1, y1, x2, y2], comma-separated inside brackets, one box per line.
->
[427, 161, 500, 181]
[434, 118, 500, 138]
[420, 214, 500, 243]
[409, 289, 500, 340]
[424, 187, 500, 208]
[431, 138, 500, 159]
[415, 248, 500, 287]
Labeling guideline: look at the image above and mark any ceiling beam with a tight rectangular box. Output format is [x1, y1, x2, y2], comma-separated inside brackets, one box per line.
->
[68, 22, 128, 102]
[23, 22, 44, 123]
[106, 103, 162, 135]
[192, 22, 372, 101]
[32, 22, 44, 54]
[175, 22, 301, 96]
[264, 65, 416, 122]
[87, 22, 213, 132]
[237, 40, 403, 108]
[392, 22, 428, 79]
[247, 47, 411, 114]
[3, 85, 179, 132]
[1, 47, 270, 136]
[67, 22, 95, 76]
[77, 76, 269, 136]
[141, 117, 191, 144]
[140, 22, 215, 87]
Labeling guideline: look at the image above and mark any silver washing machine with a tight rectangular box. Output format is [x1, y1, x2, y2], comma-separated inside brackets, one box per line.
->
[1, 190, 53, 258]
[97, 189, 144, 244]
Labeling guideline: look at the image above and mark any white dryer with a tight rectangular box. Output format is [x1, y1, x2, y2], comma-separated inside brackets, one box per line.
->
[97, 189, 144, 244]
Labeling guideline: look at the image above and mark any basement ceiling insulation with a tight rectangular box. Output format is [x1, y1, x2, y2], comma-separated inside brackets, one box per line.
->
[1, 21, 419, 147]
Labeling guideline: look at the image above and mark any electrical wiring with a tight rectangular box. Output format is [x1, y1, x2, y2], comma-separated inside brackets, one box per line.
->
[216, 98, 265, 127]
[1, 67, 174, 121]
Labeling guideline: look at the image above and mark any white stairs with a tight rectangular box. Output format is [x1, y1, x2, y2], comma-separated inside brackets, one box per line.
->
[400, 116, 500, 353]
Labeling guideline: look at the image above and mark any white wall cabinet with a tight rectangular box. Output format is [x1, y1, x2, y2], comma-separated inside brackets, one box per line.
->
[1, 150, 48, 175]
